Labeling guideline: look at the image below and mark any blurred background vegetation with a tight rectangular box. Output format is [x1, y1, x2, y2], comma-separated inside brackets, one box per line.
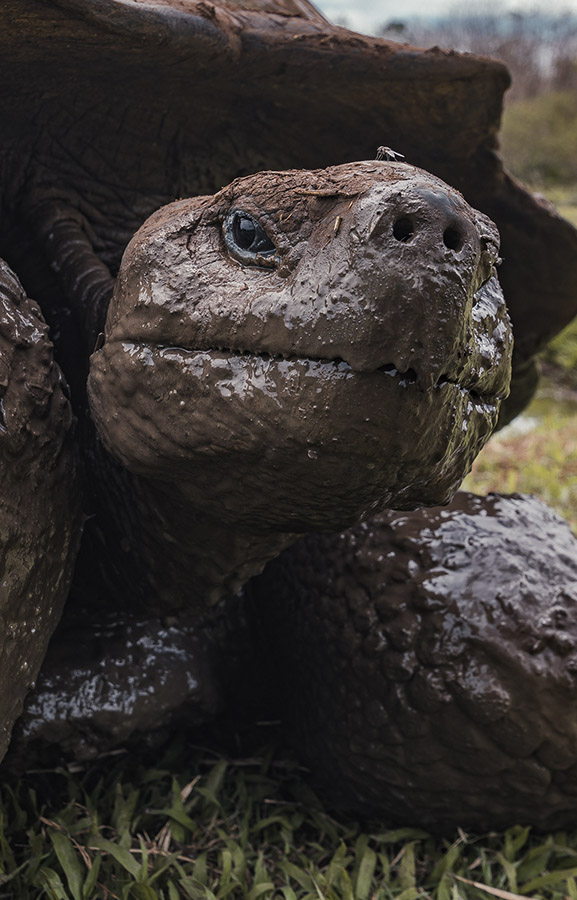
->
[377, 7, 577, 190]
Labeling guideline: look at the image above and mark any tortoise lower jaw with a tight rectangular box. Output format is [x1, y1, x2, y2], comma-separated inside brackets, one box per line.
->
[88, 338, 505, 530]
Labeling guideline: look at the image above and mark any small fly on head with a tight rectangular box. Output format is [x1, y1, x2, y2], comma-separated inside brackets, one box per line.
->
[376, 146, 405, 162]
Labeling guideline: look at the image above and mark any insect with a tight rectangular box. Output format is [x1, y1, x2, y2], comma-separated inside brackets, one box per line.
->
[376, 146, 406, 162]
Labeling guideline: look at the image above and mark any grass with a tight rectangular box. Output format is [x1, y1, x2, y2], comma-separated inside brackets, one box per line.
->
[500, 91, 577, 187]
[7, 746, 577, 900]
[542, 319, 577, 383]
[540, 187, 577, 230]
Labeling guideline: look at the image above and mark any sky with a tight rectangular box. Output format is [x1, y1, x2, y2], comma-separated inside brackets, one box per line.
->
[315, 0, 577, 35]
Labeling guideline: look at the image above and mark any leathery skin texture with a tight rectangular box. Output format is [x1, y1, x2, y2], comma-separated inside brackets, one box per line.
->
[10, 597, 259, 762]
[2, 160, 514, 777]
[250, 492, 577, 831]
[88, 162, 511, 543]
[0, 261, 81, 759]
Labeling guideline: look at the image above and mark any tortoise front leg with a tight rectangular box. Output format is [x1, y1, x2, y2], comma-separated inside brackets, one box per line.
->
[250, 492, 577, 831]
[9, 593, 266, 765]
[0, 259, 81, 762]
[32, 200, 115, 350]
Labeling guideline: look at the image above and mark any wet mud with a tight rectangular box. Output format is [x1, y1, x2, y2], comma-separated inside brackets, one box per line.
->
[7, 161, 514, 790]
[251, 492, 577, 831]
[9, 597, 260, 764]
[0, 261, 81, 759]
[87, 162, 511, 614]
[0, 0, 575, 827]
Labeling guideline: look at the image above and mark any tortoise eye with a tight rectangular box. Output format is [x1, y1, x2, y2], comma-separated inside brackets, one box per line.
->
[224, 210, 277, 264]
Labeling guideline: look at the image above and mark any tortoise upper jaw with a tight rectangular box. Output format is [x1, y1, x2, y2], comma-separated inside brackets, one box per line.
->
[105, 168, 507, 400]
[106, 269, 511, 408]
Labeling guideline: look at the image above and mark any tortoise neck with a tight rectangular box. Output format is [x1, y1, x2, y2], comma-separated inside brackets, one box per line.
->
[94, 457, 298, 615]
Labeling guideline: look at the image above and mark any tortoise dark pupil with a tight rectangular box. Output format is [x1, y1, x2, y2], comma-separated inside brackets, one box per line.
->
[224, 209, 276, 261]
[234, 214, 257, 250]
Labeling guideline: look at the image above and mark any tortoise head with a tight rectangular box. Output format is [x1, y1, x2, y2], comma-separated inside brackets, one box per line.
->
[88, 161, 512, 533]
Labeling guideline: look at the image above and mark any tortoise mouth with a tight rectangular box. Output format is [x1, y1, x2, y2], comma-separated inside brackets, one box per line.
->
[89, 334, 508, 526]
[128, 341, 506, 410]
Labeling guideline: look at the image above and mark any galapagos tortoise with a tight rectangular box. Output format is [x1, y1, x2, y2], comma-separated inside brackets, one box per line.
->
[1, 0, 577, 830]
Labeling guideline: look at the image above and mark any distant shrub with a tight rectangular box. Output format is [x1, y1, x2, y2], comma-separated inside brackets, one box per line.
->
[542, 315, 577, 375]
[378, 9, 577, 102]
[500, 90, 577, 185]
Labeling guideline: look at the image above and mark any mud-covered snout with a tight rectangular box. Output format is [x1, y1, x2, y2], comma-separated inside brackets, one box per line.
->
[102, 161, 508, 404]
[366, 180, 497, 288]
[280, 174, 502, 390]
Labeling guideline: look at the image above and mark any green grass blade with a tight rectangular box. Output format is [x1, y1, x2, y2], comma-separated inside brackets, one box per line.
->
[49, 831, 84, 900]
[82, 853, 102, 899]
[90, 836, 141, 878]
[354, 845, 376, 900]
[39, 866, 71, 900]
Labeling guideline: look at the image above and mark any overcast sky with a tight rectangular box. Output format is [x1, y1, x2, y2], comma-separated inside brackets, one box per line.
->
[315, 0, 577, 34]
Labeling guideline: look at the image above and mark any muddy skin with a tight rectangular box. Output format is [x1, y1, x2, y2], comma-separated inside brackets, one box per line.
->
[9, 161, 512, 782]
[11, 491, 577, 834]
[250, 492, 577, 832]
[9, 595, 262, 764]
[87, 162, 511, 612]
[0, 261, 81, 760]
[5, 159, 511, 767]
[1, 0, 576, 828]
[2, 0, 577, 416]
[12, 611, 227, 762]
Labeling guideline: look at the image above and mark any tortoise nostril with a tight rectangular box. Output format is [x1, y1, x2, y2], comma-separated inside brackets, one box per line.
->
[393, 217, 414, 242]
[443, 226, 463, 251]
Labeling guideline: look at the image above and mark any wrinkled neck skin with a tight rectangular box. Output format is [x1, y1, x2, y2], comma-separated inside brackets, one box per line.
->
[117, 471, 298, 612]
